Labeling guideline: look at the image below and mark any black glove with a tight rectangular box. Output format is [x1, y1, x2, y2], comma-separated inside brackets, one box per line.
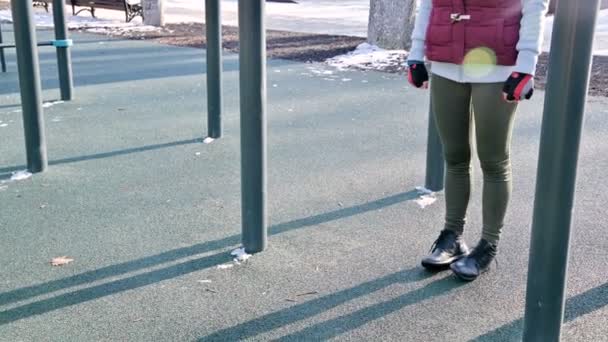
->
[407, 61, 429, 88]
[502, 72, 534, 102]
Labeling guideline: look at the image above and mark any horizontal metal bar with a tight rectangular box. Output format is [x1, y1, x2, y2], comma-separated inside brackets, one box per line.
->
[0, 41, 62, 49]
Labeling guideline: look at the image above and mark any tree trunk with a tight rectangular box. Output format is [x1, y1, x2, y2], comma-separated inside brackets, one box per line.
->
[142, 0, 165, 27]
[367, 0, 417, 50]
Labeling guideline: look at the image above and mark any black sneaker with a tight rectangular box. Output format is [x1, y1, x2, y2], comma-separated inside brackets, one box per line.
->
[421, 229, 469, 270]
[450, 239, 497, 281]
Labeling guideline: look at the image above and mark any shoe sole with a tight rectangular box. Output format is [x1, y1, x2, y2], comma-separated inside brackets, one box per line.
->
[450, 264, 490, 282]
[421, 254, 465, 271]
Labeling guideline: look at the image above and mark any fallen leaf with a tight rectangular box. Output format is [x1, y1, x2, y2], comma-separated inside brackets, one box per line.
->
[50, 256, 74, 266]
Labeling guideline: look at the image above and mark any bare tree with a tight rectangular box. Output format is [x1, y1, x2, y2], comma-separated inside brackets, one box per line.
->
[367, 0, 418, 50]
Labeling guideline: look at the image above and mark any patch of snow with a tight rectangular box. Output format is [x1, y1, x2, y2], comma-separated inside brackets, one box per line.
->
[42, 100, 64, 109]
[326, 43, 408, 71]
[11, 170, 32, 181]
[544, 9, 608, 56]
[203, 137, 215, 144]
[415, 195, 437, 209]
[415, 186, 437, 209]
[216, 264, 234, 270]
[0, 123, 7, 128]
[415, 186, 434, 195]
[231, 248, 251, 262]
[0, 10, 159, 34]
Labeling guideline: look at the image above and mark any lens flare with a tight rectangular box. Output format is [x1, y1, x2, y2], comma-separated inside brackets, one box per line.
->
[463, 47, 498, 79]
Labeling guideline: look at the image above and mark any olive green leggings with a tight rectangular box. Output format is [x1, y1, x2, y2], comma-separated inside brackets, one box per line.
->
[431, 74, 518, 244]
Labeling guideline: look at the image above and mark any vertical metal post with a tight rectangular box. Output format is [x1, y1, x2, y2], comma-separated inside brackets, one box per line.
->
[238, 0, 267, 253]
[425, 100, 444, 191]
[523, 1, 600, 341]
[52, 0, 74, 101]
[0, 24, 7, 73]
[11, 0, 47, 173]
[206, 0, 223, 139]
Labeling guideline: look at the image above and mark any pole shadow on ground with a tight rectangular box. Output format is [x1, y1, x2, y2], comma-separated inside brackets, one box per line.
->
[0, 191, 419, 324]
[199, 272, 464, 341]
[471, 282, 608, 341]
[0, 138, 204, 176]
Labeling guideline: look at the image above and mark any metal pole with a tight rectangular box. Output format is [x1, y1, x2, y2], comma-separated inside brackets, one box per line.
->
[52, 0, 74, 101]
[522, 1, 600, 341]
[206, 0, 222, 139]
[10, 0, 47, 173]
[238, 0, 267, 253]
[0, 24, 6, 73]
[424, 100, 444, 191]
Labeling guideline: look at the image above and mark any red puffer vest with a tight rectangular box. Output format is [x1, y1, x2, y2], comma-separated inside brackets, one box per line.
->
[425, 0, 522, 66]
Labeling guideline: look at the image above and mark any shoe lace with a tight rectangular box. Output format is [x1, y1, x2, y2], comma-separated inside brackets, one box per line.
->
[428, 230, 453, 253]
[469, 240, 498, 266]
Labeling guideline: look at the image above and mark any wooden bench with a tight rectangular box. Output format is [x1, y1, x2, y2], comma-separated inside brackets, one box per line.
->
[34, 0, 143, 23]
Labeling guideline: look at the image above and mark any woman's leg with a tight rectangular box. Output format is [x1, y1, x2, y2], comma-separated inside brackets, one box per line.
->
[420, 74, 472, 270]
[431, 74, 473, 235]
[471, 83, 518, 244]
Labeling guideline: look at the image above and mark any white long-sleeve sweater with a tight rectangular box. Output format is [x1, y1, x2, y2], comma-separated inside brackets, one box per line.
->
[407, 0, 549, 83]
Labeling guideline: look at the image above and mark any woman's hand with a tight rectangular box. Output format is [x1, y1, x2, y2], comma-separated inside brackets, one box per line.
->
[407, 61, 429, 89]
[502, 72, 534, 102]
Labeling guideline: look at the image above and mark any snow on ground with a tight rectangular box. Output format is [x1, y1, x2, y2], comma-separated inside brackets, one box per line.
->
[0, 0, 369, 37]
[327, 43, 407, 71]
[0, 9, 160, 36]
[158, 0, 369, 37]
[414, 186, 437, 209]
[2, 2, 608, 67]
[544, 9, 608, 56]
